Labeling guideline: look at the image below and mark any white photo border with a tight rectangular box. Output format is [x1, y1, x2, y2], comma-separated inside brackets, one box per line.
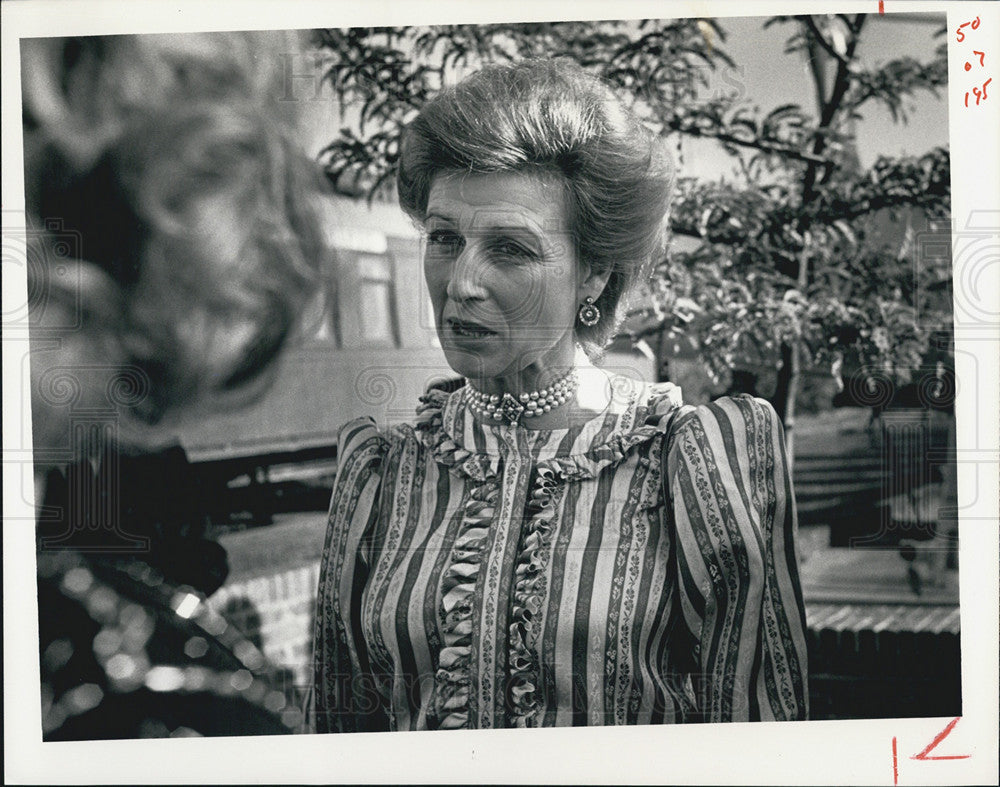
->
[3, 1, 997, 784]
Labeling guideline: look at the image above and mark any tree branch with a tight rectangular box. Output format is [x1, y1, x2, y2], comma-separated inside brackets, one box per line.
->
[804, 16, 850, 67]
[669, 120, 832, 165]
[820, 15, 866, 129]
[811, 190, 946, 224]
[800, 14, 868, 213]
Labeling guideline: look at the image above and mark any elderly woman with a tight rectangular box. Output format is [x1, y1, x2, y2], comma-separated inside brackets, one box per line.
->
[314, 59, 808, 731]
[25, 31, 326, 738]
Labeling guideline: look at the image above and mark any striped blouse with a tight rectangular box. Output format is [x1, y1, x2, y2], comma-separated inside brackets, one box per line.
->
[313, 381, 808, 731]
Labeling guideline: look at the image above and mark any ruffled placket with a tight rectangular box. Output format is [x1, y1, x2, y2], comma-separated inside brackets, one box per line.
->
[414, 383, 684, 729]
[434, 477, 498, 729]
[506, 462, 562, 727]
[416, 392, 501, 730]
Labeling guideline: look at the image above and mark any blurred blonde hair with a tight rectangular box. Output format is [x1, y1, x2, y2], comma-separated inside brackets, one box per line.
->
[22, 31, 327, 432]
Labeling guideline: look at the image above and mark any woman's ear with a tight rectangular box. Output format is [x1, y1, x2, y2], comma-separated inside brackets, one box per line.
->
[578, 263, 612, 304]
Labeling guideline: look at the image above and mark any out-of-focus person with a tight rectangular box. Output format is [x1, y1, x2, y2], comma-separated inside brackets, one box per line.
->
[23, 30, 327, 739]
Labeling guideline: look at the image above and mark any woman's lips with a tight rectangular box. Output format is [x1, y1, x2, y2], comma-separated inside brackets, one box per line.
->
[447, 318, 497, 339]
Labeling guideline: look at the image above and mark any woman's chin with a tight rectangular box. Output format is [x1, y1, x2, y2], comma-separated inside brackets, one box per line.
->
[444, 361, 497, 383]
[441, 345, 500, 381]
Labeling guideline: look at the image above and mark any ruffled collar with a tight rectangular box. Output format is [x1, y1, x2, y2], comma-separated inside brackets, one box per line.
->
[414, 374, 684, 482]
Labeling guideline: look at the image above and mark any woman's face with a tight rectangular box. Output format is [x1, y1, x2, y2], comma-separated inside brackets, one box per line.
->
[423, 170, 596, 386]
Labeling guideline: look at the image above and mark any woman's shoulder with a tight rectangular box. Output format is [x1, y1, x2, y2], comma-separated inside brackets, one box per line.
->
[669, 394, 782, 438]
[336, 416, 386, 452]
[335, 402, 439, 468]
[334, 417, 397, 476]
[335, 385, 456, 449]
[664, 394, 788, 476]
[664, 396, 793, 548]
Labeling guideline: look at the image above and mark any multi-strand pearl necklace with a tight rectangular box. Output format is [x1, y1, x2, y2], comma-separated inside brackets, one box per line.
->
[466, 368, 579, 425]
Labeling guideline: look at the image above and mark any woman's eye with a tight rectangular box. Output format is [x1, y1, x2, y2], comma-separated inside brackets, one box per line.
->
[488, 239, 536, 261]
[427, 229, 463, 254]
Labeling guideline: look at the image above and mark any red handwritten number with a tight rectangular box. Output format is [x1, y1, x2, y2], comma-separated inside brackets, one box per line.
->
[965, 52, 986, 72]
[911, 716, 971, 761]
[965, 79, 992, 107]
[956, 17, 981, 42]
[893, 717, 971, 783]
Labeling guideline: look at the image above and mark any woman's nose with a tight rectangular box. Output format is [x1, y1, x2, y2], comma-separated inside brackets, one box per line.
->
[445, 244, 488, 302]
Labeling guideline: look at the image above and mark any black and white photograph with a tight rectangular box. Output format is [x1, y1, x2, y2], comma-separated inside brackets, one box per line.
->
[3, 0, 997, 783]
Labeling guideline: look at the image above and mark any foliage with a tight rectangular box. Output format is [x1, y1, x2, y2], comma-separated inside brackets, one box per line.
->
[312, 15, 953, 423]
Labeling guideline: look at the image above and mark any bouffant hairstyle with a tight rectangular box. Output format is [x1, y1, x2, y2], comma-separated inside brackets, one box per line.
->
[22, 32, 326, 431]
[397, 58, 674, 353]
